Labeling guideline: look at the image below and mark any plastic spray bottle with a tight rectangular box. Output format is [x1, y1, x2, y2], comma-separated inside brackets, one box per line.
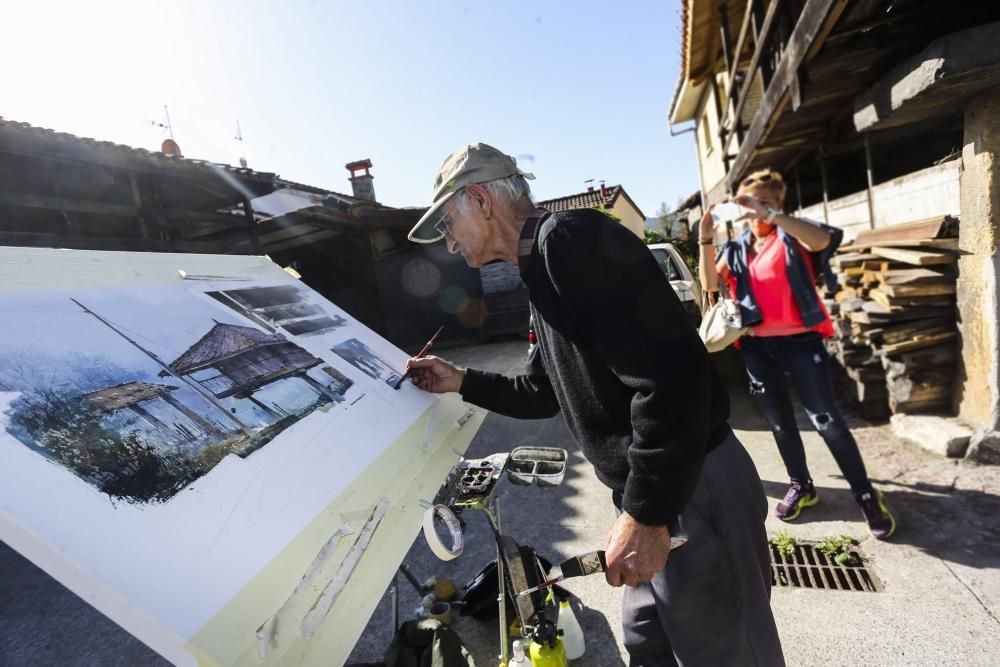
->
[557, 600, 585, 660]
[510, 638, 533, 666]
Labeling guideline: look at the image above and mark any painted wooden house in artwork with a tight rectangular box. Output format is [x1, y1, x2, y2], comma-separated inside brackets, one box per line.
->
[84, 380, 226, 440]
[162, 323, 337, 420]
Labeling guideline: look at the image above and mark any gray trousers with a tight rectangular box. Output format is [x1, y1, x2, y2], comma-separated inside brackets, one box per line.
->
[620, 430, 785, 667]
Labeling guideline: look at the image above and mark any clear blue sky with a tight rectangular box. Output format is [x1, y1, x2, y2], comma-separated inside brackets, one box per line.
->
[3, 1, 699, 217]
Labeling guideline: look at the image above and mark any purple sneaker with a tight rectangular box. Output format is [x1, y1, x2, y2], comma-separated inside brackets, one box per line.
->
[857, 489, 896, 540]
[775, 482, 819, 521]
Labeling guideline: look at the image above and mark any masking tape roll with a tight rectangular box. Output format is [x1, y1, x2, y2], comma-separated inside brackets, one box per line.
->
[422, 504, 464, 561]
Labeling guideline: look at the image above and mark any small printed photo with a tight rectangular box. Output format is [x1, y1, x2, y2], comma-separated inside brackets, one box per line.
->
[206, 284, 349, 337]
[331, 338, 402, 387]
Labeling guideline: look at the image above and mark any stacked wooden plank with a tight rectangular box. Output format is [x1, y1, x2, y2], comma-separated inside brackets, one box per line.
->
[825, 216, 959, 417]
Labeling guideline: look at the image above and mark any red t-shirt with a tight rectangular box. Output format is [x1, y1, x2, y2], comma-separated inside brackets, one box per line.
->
[724, 232, 835, 339]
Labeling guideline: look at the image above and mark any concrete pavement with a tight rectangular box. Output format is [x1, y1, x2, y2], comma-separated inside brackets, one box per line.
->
[349, 341, 1000, 667]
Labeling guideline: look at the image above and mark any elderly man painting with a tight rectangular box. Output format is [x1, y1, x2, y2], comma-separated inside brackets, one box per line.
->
[406, 143, 784, 667]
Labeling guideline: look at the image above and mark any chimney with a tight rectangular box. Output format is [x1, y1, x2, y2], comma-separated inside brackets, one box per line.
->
[585, 178, 595, 192]
[345, 159, 376, 202]
[599, 180, 607, 200]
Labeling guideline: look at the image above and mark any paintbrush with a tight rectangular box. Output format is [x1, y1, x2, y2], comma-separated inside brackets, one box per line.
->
[516, 539, 688, 597]
[394, 325, 445, 389]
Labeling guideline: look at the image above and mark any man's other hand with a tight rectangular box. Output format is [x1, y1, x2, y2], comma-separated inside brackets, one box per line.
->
[406, 356, 465, 394]
[604, 511, 670, 587]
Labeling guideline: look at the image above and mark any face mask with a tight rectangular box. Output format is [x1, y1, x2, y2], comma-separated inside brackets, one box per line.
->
[751, 221, 775, 238]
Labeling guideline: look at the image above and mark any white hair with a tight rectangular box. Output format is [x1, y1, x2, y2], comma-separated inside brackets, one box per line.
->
[452, 175, 534, 214]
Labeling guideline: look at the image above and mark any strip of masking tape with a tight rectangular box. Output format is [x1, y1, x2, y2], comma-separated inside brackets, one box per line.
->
[300, 496, 392, 640]
[255, 521, 354, 658]
[419, 400, 442, 452]
[421, 504, 464, 561]
[178, 269, 252, 281]
[455, 408, 474, 429]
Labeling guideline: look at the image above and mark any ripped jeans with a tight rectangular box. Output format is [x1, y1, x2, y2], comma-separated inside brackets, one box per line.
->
[740, 332, 873, 495]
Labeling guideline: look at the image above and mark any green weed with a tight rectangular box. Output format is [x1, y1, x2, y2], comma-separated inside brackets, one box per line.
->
[771, 531, 797, 556]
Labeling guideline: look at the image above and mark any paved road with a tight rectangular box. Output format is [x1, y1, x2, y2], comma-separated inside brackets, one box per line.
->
[3, 339, 999, 666]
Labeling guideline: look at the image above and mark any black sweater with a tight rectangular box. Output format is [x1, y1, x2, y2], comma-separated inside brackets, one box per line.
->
[460, 209, 730, 525]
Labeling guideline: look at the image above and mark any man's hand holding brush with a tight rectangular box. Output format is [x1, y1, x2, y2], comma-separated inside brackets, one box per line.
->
[405, 356, 465, 394]
[604, 512, 672, 587]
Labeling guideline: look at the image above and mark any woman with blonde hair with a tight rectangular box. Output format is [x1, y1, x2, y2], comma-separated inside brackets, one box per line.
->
[698, 169, 896, 539]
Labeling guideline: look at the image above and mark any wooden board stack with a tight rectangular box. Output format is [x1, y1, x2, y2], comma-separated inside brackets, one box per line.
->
[825, 215, 959, 418]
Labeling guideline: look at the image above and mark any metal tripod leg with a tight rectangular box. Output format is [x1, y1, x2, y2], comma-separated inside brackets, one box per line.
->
[390, 571, 400, 632]
[398, 564, 425, 595]
[481, 496, 510, 666]
[390, 563, 427, 633]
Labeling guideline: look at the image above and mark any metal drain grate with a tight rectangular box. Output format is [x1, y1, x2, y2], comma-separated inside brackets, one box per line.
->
[770, 544, 882, 592]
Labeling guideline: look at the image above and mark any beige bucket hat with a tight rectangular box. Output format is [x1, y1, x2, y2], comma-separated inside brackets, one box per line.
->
[408, 142, 535, 243]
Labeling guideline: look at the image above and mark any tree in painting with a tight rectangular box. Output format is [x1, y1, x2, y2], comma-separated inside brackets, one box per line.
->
[0, 348, 205, 503]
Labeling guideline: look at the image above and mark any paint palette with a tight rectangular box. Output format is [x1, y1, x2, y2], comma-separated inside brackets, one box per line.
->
[457, 461, 496, 495]
[505, 447, 568, 487]
[437, 452, 509, 510]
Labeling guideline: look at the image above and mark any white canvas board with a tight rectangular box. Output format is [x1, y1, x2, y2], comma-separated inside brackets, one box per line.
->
[0, 248, 448, 662]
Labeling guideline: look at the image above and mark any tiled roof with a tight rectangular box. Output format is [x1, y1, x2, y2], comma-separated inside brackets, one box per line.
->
[539, 184, 646, 220]
[680, 0, 690, 81]
[273, 177, 373, 205]
[168, 323, 287, 374]
[0, 118, 275, 185]
[538, 185, 623, 212]
[84, 381, 178, 411]
[678, 190, 701, 210]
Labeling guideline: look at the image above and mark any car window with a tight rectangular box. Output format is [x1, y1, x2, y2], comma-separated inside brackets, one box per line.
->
[649, 248, 682, 281]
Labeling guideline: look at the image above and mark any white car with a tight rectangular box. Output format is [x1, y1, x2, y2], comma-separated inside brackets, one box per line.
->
[647, 242, 703, 326]
[528, 242, 703, 354]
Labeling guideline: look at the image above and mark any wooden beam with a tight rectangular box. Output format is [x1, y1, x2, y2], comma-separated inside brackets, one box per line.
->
[709, 75, 731, 173]
[849, 215, 957, 247]
[724, 1, 758, 147]
[793, 166, 803, 214]
[853, 21, 1000, 132]
[719, 5, 736, 84]
[728, 0, 848, 186]
[842, 238, 959, 252]
[0, 189, 251, 227]
[720, 0, 759, 145]
[819, 145, 830, 225]
[60, 210, 81, 235]
[726, 0, 784, 139]
[242, 197, 260, 253]
[863, 133, 876, 230]
[129, 173, 152, 240]
[789, 68, 802, 110]
[750, 0, 765, 46]
[0, 230, 240, 254]
[729, 0, 757, 87]
[234, 227, 339, 254]
[0, 190, 135, 217]
[871, 247, 958, 266]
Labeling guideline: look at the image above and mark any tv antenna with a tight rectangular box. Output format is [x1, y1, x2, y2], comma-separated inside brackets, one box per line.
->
[234, 120, 248, 168]
[150, 105, 175, 141]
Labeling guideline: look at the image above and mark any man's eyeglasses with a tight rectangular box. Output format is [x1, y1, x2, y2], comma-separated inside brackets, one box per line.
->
[434, 214, 455, 242]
